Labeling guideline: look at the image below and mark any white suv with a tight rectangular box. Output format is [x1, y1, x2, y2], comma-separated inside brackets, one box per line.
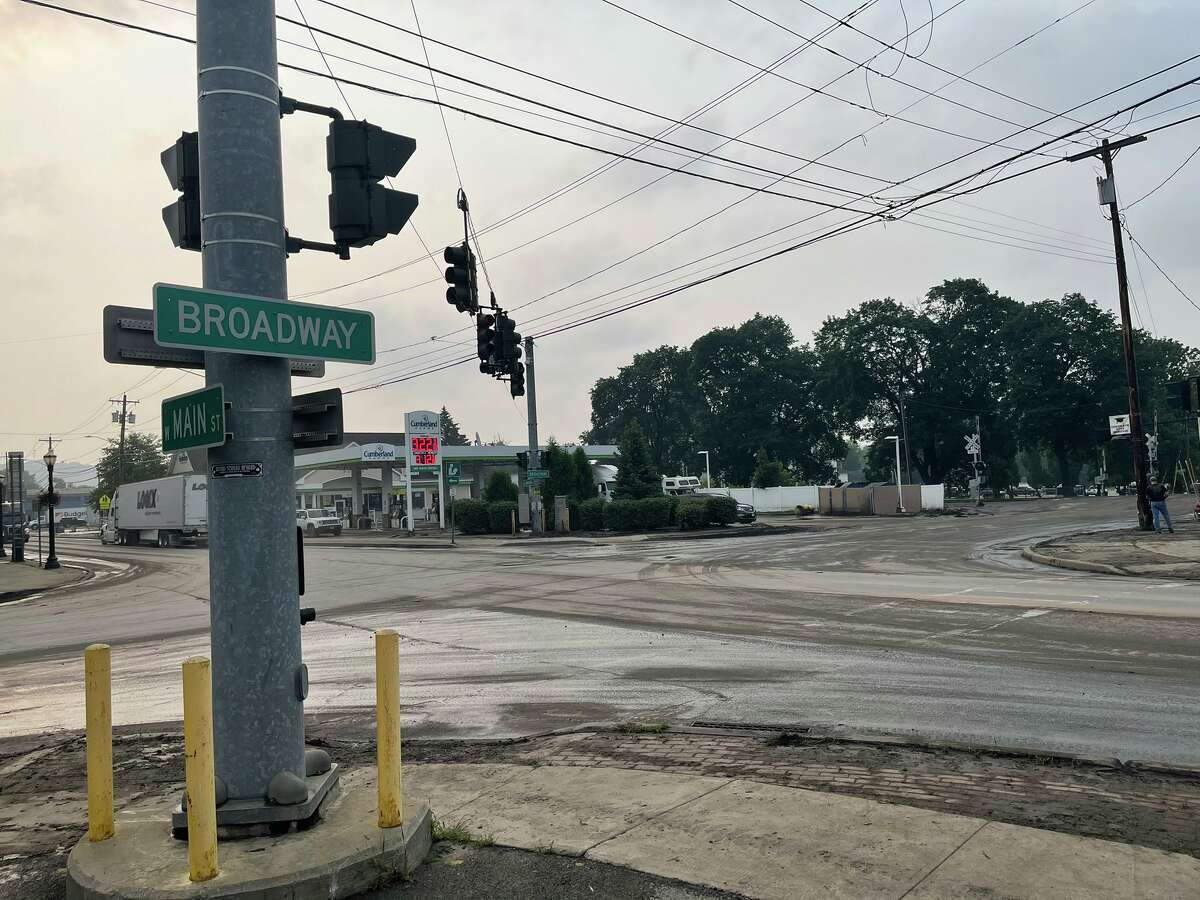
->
[297, 508, 342, 537]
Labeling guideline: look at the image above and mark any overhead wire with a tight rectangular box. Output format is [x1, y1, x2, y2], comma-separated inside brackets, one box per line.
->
[1126, 140, 1200, 209]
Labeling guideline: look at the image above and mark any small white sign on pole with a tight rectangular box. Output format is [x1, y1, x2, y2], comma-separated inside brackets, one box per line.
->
[1109, 415, 1131, 437]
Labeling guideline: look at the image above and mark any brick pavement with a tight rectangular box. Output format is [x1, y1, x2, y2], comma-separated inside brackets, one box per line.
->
[509, 729, 1200, 857]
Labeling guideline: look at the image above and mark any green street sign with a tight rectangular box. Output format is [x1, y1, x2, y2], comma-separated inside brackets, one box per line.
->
[153, 282, 375, 364]
[526, 468, 549, 480]
[162, 384, 227, 453]
[446, 462, 461, 485]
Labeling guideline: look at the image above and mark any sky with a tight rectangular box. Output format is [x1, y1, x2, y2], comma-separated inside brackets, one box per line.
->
[3, 0, 1199, 484]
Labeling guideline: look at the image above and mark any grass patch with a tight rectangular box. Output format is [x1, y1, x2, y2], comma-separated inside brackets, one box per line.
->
[614, 723, 668, 735]
[431, 817, 494, 847]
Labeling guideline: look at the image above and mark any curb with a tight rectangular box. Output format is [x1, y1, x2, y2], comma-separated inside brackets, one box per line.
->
[1020, 546, 1127, 577]
[0, 562, 91, 604]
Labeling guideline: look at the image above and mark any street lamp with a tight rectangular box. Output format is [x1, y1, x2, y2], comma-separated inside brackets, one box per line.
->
[884, 436, 905, 513]
[698, 450, 712, 489]
[42, 449, 60, 570]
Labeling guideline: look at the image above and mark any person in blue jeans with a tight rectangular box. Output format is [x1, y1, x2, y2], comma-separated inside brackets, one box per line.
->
[1147, 478, 1174, 533]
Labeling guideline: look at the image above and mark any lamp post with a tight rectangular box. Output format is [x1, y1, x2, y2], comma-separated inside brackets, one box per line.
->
[42, 449, 59, 570]
[698, 450, 712, 489]
[885, 435, 905, 513]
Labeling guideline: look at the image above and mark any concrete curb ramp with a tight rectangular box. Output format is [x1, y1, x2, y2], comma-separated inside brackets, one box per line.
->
[405, 762, 1200, 900]
[1021, 546, 1127, 577]
[66, 770, 430, 899]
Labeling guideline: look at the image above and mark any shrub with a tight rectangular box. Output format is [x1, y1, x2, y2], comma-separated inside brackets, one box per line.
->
[455, 499, 490, 534]
[487, 501, 519, 534]
[578, 498, 606, 531]
[704, 495, 738, 526]
[603, 499, 638, 531]
[666, 495, 681, 526]
[677, 498, 708, 530]
[637, 496, 672, 530]
[568, 500, 581, 531]
[483, 471, 518, 503]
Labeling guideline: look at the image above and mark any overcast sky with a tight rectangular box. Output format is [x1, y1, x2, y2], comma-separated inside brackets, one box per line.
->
[3, 0, 1199, 479]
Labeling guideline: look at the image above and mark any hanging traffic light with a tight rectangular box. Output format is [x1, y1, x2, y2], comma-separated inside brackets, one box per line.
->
[509, 361, 526, 398]
[444, 243, 477, 313]
[495, 313, 522, 372]
[161, 131, 201, 251]
[476, 312, 497, 374]
[327, 120, 418, 251]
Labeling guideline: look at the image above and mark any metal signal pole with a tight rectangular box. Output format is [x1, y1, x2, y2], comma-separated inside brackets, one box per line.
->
[1068, 135, 1152, 530]
[525, 335, 541, 533]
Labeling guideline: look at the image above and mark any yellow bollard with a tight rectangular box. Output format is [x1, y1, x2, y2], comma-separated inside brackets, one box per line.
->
[181, 657, 218, 882]
[376, 629, 403, 828]
[84, 643, 114, 842]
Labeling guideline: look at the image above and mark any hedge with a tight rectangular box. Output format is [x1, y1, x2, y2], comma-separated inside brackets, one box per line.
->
[677, 498, 708, 530]
[637, 496, 672, 530]
[578, 498, 605, 531]
[603, 499, 639, 531]
[455, 499, 490, 534]
[487, 501, 519, 534]
[704, 495, 738, 526]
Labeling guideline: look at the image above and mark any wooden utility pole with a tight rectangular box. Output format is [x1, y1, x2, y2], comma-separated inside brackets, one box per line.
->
[1067, 135, 1152, 530]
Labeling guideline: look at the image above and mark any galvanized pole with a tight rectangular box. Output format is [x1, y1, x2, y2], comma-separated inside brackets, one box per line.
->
[524, 336, 541, 533]
[197, 0, 305, 804]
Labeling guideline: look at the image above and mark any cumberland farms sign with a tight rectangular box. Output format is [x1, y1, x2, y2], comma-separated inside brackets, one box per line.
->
[153, 283, 375, 364]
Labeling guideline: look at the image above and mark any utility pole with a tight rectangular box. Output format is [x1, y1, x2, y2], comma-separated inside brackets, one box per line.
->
[1068, 134, 1152, 529]
[524, 335, 541, 533]
[898, 390, 913, 486]
[109, 395, 139, 485]
[195, 0, 313, 813]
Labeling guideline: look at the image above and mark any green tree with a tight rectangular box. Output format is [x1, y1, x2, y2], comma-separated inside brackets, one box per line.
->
[87, 433, 169, 509]
[440, 407, 469, 446]
[751, 447, 794, 487]
[586, 346, 699, 474]
[570, 445, 595, 501]
[691, 315, 843, 485]
[482, 470, 518, 502]
[613, 422, 661, 499]
[539, 439, 577, 505]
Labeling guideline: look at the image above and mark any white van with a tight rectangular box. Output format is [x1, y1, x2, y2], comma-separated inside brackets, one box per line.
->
[661, 476, 701, 496]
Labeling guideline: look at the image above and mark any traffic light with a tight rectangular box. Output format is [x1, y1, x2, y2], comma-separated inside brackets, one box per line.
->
[495, 313, 522, 372]
[516, 451, 529, 469]
[161, 131, 200, 251]
[1170, 376, 1199, 412]
[476, 312, 497, 373]
[327, 120, 418, 250]
[444, 243, 477, 313]
[538, 451, 549, 469]
[510, 361, 526, 398]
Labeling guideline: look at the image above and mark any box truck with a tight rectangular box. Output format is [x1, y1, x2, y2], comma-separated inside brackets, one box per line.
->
[110, 475, 208, 547]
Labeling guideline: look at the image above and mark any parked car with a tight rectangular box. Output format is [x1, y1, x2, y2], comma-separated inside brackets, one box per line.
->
[736, 502, 757, 524]
[1007, 484, 1041, 499]
[56, 515, 87, 532]
[297, 508, 342, 537]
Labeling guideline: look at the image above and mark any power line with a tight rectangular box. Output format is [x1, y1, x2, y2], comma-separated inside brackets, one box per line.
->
[1126, 140, 1200, 208]
[1121, 224, 1200, 314]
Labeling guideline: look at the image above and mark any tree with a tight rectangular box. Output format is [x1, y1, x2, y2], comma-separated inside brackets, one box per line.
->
[752, 447, 794, 487]
[440, 407, 469, 446]
[87, 433, 169, 509]
[586, 346, 699, 474]
[613, 422, 660, 499]
[691, 315, 844, 485]
[539, 439, 577, 506]
[570, 445, 595, 501]
[482, 470, 518, 502]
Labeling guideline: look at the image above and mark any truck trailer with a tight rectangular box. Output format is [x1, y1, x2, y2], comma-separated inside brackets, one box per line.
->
[110, 475, 208, 547]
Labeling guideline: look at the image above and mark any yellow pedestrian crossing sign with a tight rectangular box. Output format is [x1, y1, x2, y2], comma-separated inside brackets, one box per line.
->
[98, 495, 111, 511]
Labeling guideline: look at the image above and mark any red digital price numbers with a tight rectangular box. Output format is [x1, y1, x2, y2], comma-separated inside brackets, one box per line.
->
[410, 435, 439, 467]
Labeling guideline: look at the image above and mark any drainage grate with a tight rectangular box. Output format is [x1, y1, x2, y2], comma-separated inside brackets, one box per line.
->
[691, 721, 810, 734]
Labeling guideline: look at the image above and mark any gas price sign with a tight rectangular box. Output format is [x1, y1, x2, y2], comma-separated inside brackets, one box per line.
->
[410, 435, 440, 467]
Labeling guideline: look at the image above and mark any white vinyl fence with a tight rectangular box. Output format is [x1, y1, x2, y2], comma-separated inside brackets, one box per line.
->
[701, 486, 820, 512]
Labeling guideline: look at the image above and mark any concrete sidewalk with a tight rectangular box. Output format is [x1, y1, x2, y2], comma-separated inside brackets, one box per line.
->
[0, 559, 86, 602]
[402, 761, 1199, 899]
[1025, 511, 1200, 579]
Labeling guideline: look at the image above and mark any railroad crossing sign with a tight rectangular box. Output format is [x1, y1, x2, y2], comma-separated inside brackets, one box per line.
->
[161, 384, 227, 453]
[446, 462, 461, 485]
[153, 282, 375, 364]
[964, 433, 981, 456]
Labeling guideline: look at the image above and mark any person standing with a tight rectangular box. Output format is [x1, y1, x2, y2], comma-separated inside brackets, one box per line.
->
[1147, 477, 1174, 534]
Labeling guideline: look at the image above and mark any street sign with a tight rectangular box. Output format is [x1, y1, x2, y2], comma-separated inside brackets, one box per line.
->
[103, 305, 325, 376]
[526, 468, 549, 480]
[1109, 414, 1131, 437]
[446, 462, 461, 485]
[98, 495, 111, 511]
[162, 384, 226, 453]
[153, 283, 375, 364]
[211, 462, 262, 479]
